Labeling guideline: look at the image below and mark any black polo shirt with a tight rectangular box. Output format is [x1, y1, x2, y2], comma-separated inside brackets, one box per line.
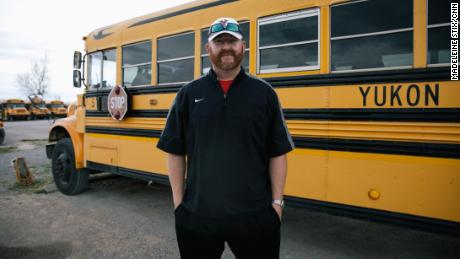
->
[157, 68, 294, 218]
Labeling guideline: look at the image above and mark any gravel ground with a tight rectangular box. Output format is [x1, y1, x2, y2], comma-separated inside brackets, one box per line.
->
[0, 120, 459, 259]
[0, 179, 182, 258]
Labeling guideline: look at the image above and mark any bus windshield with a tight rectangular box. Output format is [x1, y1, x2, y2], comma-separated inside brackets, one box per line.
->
[7, 103, 25, 108]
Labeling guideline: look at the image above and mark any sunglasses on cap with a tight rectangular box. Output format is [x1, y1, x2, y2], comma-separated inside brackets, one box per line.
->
[209, 22, 242, 34]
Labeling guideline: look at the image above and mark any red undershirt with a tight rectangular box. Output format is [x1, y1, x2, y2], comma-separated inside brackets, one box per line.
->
[219, 80, 233, 95]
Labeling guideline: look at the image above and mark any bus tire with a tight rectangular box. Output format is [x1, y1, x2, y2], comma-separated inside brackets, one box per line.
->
[0, 128, 4, 145]
[51, 138, 88, 195]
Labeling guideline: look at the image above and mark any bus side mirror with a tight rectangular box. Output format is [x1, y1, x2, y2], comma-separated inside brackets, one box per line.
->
[73, 51, 82, 69]
[73, 70, 82, 88]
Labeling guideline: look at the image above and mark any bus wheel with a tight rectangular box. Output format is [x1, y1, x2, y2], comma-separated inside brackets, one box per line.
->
[0, 128, 4, 145]
[51, 138, 88, 195]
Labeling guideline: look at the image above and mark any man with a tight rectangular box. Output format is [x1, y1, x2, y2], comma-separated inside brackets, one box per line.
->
[157, 17, 294, 259]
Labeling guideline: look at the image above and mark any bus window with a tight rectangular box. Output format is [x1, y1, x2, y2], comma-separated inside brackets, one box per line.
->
[122, 41, 152, 87]
[88, 52, 102, 88]
[331, 0, 413, 72]
[201, 21, 250, 75]
[201, 28, 212, 74]
[427, 0, 450, 66]
[157, 32, 194, 85]
[258, 9, 319, 74]
[102, 49, 116, 88]
[7, 103, 25, 109]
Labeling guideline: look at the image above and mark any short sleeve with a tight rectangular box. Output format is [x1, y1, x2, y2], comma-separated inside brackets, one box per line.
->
[268, 88, 295, 157]
[156, 88, 187, 155]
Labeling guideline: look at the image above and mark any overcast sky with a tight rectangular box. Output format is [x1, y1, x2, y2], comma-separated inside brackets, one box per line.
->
[0, 0, 194, 102]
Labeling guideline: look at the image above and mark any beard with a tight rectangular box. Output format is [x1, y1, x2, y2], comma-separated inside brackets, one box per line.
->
[210, 49, 244, 71]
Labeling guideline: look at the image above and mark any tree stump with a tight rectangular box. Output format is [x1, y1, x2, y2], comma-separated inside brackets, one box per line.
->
[12, 157, 33, 186]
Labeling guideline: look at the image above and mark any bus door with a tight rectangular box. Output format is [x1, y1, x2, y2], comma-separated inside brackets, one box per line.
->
[83, 49, 121, 170]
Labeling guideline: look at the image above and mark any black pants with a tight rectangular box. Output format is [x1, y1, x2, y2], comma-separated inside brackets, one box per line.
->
[174, 205, 281, 259]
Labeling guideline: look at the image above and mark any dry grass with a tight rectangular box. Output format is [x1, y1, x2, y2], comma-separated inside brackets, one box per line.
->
[8, 164, 54, 194]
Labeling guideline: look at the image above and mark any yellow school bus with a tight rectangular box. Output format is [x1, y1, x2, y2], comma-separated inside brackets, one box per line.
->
[1, 99, 31, 121]
[26, 96, 51, 120]
[47, 100, 67, 118]
[26, 102, 50, 119]
[47, 0, 460, 232]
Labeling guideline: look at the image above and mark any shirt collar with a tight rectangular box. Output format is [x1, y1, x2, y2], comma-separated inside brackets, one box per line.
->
[208, 66, 246, 86]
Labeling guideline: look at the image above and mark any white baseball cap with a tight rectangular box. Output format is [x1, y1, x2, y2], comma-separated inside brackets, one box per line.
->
[208, 17, 243, 42]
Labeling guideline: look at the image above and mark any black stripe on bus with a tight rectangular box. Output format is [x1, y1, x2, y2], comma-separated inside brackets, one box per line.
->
[84, 67, 449, 97]
[86, 110, 169, 118]
[285, 196, 460, 236]
[87, 161, 170, 186]
[128, 0, 239, 28]
[85, 111, 108, 117]
[267, 67, 450, 87]
[86, 160, 459, 235]
[283, 108, 460, 122]
[294, 137, 460, 159]
[85, 126, 460, 159]
[86, 126, 162, 138]
[85, 85, 181, 98]
[85, 108, 460, 122]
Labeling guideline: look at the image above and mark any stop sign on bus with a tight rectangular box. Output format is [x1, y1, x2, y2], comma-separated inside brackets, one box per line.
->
[107, 85, 128, 120]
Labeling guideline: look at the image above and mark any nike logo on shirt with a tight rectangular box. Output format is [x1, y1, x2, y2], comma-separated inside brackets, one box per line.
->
[195, 98, 205, 103]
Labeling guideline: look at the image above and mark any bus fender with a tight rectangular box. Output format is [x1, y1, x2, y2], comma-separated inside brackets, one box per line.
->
[47, 115, 84, 168]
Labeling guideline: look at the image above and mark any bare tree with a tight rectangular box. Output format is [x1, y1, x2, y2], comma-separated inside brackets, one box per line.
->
[16, 55, 50, 97]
